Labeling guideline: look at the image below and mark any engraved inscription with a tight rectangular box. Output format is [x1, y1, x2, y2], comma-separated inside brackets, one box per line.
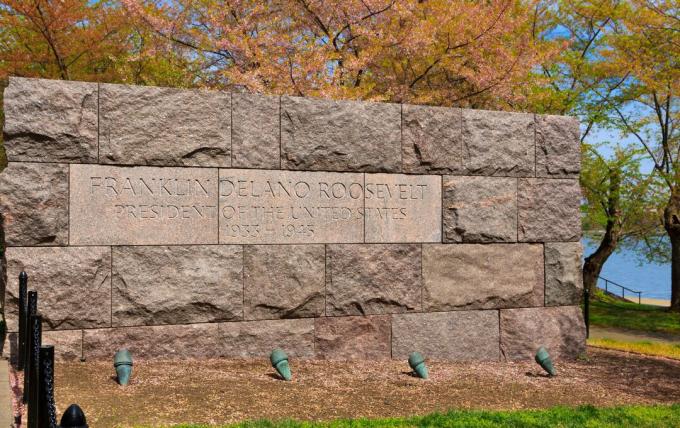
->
[218, 169, 442, 244]
[70, 164, 218, 245]
[218, 170, 364, 244]
[365, 173, 442, 243]
[70, 166, 441, 245]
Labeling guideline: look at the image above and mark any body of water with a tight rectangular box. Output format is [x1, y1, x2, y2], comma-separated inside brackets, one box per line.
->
[583, 240, 671, 300]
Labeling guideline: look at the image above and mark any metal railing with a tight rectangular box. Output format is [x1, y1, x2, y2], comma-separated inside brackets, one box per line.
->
[598, 276, 642, 304]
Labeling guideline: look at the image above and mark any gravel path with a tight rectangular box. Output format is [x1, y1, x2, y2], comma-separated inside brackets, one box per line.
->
[7, 347, 680, 427]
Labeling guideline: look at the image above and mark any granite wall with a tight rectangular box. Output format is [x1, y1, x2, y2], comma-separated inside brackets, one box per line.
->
[0, 77, 585, 362]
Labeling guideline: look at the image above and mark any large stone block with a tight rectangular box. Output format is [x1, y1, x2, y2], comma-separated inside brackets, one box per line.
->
[42, 330, 83, 361]
[5, 246, 111, 330]
[326, 244, 421, 316]
[99, 83, 231, 166]
[244, 245, 325, 320]
[402, 104, 463, 173]
[216, 318, 315, 358]
[232, 93, 280, 169]
[83, 323, 220, 360]
[281, 96, 401, 172]
[112, 245, 243, 326]
[518, 178, 581, 242]
[3, 77, 98, 163]
[500, 306, 586, 360]
[442, 176, 517, 243]
[69, 164, 219, 245]
[0, 162, 68, 246]
[462, 109, 535, 176]
[219, 169, 363, 244]
[545, 243, 583, 306]
[536, 115, 580, 178]
[422, 244, 544, 311]
[364, 174, 441, 243]
[314, 315, 391, 360]
[4, 331, 82, 362]
[392, 311, 500, 361]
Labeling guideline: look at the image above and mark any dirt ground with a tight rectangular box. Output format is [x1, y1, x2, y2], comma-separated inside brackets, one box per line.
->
[11, 347, 680, 427]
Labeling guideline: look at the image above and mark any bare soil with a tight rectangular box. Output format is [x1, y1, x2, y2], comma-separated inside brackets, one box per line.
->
[11, 347, 680, 427]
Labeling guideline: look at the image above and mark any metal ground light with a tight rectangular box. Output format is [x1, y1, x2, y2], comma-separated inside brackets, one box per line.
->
[270, 349, 292, 381]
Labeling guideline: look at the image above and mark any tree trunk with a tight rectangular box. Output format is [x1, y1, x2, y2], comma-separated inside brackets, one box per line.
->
[583, 225, 619, 294]
[663, 192, 680, 312]
[583, 167, 622, 295]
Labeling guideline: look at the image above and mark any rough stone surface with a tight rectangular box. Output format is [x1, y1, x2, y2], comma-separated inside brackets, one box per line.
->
[281, 96, 401, 172]
[422, 244, 544, 311]
[216, 318, 315, 358]
[314, 316, 391, 360]
[3, 77, 98, 163]
[402, 104, 462, 173]
[112, 246, 243, 326]
[232, 93, 280, 169]
[536, 114, 580, 178]
[70, 164, 219, 245]
[518, 178, 581, 242]
[0, 162, 68, 246]
[5, 246, 111, 330]
[545, 243, 583, 306]
[99, 83, 231, 166]
[500, 306, 586, 360]
[41, 330, 83, 361]
[244, 245, 325, 320]
[443, 176, 517, 243]
[462, 109, 535, 176]
[364, 174, 441, 243]
[83, 323, 219, 360]
[392, 311, 500, 361]
[219, 169, 363, 244]
[326, 244, 421, 316]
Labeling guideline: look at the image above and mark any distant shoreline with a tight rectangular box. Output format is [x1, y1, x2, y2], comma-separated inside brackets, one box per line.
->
[637, 297, 671, 307]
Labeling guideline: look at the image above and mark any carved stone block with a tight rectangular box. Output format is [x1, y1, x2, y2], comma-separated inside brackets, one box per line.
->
[518, 178, 581, 242]
[462, 109, 535, 176]
[244, 244, 325, 320]
[423, 244, 543, 311]
[364, 173, 441, 243]
[326, 244, 422, 316]
[0, 162, 68, 246]
[281, 96, 401, 172]
[99, 83, 231, 166]
[70, 164, 219, 245]
[443, 175, 517, 243]
[112, 245, 243, 326]
[5, 246, 111, 330]
[314, 315, 392, 360]
[392, 311, 500, 360]
[500, 306, 586, 360]
[3, 77, 98, 163]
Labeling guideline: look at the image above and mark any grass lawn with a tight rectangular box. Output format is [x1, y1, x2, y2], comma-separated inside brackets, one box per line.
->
[589, 293, 680, 335]
[589, 338, 680, 360]
[162, 405, 680, 428]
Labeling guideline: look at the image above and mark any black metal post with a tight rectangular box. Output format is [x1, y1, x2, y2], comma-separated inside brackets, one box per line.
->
[23, 291, 38, 403]
[18, 271, 28, 370]
[27, 314, 42, 428]
[38, 346, 58, 428]
[584, 287, 590, 339]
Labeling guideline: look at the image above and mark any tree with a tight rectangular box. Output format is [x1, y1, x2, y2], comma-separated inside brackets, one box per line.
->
[0, 0, 199, 84]
[0, 0, 204, 171]
[581, 143, 663, 294]
[601, 0, 680, 311]
[530, 0, 659, 295]
[122, 0, 557, 109]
